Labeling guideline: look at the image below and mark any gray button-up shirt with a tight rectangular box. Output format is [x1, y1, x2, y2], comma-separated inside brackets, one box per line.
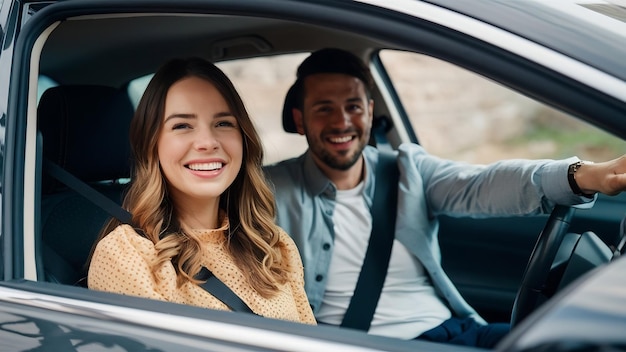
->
[264, 143, 590, 323]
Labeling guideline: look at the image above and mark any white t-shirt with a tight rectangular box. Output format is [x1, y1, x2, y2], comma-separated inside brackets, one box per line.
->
[316, 182, 451, 339]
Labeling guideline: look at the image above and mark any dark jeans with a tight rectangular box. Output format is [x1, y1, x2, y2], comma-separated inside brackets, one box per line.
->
[416, 317, 510, 349]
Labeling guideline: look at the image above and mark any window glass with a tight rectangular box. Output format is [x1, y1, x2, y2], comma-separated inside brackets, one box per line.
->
[379, 50, 626, 164]
[127, 53, 310, 165]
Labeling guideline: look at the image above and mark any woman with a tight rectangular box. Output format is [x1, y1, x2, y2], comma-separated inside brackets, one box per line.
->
[88, 57, 315, 324]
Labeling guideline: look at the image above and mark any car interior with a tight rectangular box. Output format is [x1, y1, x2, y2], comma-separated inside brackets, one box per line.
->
[33, 11, 398, 286]
[37, 84, 135, 285]
[10, 2, 626, 342]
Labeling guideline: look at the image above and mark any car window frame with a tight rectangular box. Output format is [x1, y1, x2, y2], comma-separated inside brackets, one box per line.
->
[11, 0, 625, 283]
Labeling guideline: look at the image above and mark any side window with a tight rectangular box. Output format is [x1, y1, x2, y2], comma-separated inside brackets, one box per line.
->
[378, 50, 626, 163]
[127, 53, 310, 165]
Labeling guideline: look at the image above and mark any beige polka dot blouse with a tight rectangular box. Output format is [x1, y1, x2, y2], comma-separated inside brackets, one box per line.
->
[88, 220, 316, 325]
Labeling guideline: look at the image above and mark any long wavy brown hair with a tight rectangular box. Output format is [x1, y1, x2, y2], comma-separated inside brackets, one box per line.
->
[89, 57, 287, 297]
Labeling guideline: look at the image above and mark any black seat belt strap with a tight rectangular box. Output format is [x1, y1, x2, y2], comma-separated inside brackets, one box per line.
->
[43, 158, 133, 224]
[43, 157, 256, 315]
[194, 267, 256, 314]
[341, 151, 399, 331]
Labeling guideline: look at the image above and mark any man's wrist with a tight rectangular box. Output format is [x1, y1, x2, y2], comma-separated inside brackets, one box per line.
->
[568, 161, 595, 198]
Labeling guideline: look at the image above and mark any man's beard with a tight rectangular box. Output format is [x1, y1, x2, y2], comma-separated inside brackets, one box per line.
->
[318, 148, 362, 170]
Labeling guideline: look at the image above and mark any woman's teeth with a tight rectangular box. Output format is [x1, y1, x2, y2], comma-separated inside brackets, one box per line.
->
[187, 162, 222, 171]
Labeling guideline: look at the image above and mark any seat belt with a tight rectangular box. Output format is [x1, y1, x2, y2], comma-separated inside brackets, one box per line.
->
[42, 157, 256, 314]
[340, 151, 399, 331]
[194, 267, 257, 314]
[43, 159, 133, 224]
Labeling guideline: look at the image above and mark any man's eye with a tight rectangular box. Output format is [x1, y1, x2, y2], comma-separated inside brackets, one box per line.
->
[315, 106, 332, 114]
[348, 104, 363, 112]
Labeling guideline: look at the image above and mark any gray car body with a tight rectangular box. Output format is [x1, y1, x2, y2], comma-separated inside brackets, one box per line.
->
[1, 0, 625, 351]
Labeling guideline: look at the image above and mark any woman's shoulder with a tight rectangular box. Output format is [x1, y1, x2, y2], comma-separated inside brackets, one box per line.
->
[276, 226, 295, 245]
[98, 224, 155, 251]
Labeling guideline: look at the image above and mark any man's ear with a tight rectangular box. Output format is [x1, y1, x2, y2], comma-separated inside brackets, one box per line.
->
[293, 108, 305, 136]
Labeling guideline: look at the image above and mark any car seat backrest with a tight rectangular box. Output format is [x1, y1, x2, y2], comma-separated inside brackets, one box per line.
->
[282, 83, 299, 133]
[37, 85, 134, 285]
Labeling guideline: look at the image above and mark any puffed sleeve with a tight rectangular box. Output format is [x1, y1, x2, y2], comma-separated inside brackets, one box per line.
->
[88, 224, 174, 302]
[278, 229, 317, 325]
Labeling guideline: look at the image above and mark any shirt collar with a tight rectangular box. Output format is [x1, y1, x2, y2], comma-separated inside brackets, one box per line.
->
[302, 150, 335, 197]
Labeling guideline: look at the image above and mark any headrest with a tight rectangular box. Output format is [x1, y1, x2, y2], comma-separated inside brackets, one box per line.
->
[282, 83, 298, 133]
[37, 85, 134, 191]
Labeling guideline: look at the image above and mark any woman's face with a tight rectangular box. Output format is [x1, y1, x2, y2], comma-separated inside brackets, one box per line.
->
[157, 76, 243, 208]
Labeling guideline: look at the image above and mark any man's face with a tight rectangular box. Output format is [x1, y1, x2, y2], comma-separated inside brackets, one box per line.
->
[294, 73, 373, 171]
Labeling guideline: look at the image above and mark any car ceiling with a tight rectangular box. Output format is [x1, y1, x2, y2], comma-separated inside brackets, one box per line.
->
[39, 14, 388, 88]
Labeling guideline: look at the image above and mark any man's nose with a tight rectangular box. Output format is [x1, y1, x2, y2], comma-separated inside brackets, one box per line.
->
[330, 109, 352, 127]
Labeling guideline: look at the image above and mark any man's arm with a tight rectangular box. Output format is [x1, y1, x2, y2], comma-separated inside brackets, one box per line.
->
[398, 143, 586, 217]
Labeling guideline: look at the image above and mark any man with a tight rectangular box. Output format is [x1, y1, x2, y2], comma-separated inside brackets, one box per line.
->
[263, 48, 626, 348]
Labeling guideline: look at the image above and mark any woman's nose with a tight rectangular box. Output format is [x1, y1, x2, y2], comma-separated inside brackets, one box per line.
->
[194, 127, 219, 151]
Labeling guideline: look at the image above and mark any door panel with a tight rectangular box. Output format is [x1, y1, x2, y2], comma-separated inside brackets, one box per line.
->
[439, 193, 626, 323]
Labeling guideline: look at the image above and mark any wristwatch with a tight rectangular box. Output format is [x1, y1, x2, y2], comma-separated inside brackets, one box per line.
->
[567, 161, 594, 197]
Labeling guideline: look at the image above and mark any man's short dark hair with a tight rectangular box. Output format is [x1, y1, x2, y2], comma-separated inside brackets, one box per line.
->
[294, 48, 373, 109]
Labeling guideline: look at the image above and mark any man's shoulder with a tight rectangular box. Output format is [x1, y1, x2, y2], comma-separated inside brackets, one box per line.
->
[263, 154, 308, 189]
[264, 155, 302, 177]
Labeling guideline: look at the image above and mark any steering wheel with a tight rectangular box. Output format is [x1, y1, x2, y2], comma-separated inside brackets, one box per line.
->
[510, 205, 576, 327]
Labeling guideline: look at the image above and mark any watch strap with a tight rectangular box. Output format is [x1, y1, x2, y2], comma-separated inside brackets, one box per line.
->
[568, 161, 594, 198]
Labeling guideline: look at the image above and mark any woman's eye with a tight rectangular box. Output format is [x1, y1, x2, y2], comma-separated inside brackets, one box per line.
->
[172, 123, 191, 130]
[216, 120, 237, 128]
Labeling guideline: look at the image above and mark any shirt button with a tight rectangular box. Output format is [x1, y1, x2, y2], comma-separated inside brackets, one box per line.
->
[322, 243, 331, 250]
[315, 274, 324, 282]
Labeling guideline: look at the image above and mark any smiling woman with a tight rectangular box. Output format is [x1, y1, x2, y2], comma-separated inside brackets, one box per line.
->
[86, 57, 315, 325]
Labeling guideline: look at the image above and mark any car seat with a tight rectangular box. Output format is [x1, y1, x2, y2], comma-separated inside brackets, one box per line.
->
[37, 85, 134, 286]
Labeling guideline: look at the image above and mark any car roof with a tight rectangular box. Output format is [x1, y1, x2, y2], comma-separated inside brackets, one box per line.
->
[425, 0, 626, 81]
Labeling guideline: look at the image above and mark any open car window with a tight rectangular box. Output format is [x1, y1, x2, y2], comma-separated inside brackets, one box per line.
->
[378, 49, 626, 164]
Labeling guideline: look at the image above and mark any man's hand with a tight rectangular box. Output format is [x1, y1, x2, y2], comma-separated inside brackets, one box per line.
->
[575, 155, 626, 196]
